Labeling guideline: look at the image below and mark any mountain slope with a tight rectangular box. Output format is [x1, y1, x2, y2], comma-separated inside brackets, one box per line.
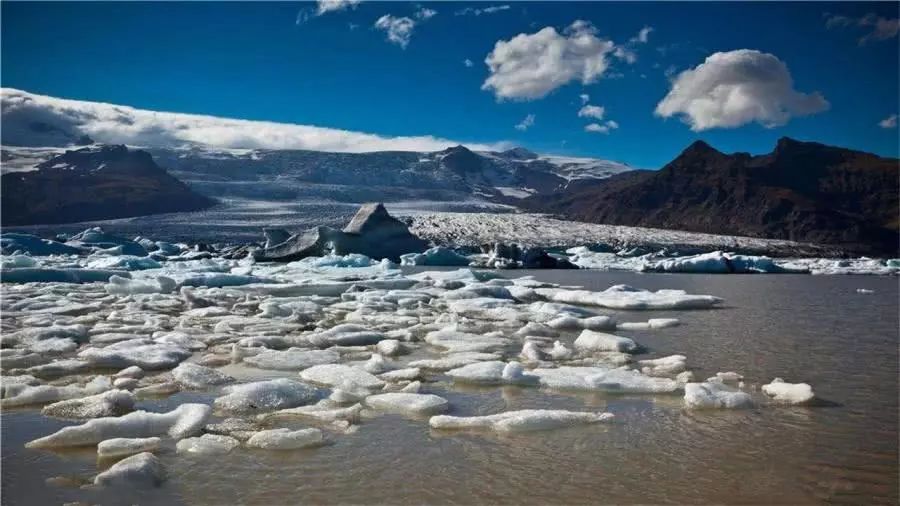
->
[1, 145, 215, 225]
[528, 138, 899, 255]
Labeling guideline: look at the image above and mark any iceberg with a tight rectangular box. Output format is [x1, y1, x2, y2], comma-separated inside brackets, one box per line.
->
[400, 247, 470, 266]
[642, 251, 808, 274]
[429, 409, 614, 432]
[683, 381, 753, 409]
[93, 452, 164, 487]
[26, 403, 211, 448]
[245, 428, 324, 450]
[2, 267, 131, 284]
[1, 233, 82, 256]
[213, 378, 320, 414]
[540, 284, 723, 310]
[364, 393, 449, 415]
[97, 437, 161, 459]
[761, 378, 815, 405]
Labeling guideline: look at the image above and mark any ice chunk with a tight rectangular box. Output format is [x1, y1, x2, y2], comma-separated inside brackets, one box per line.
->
[541, 285, 723, 310]
[547, 315, 616, 331]
[214, 379, 319, 414]
[243, 349, 340, 371]
[42, 390, 134, 419]
[26, 404, 211, 448]
[2, 377, 110, 407]
[379, 368, 422, 382]
[172, 363, 234, 389]
[0, 233, 82, 256]
[549, 341, 573, 360]
[638, 355, 688, 377]
[181, 273, 276, 287]
[1, 255, 38, 268]
[514, 322, 558, 338]
[93, 452, 164, 488]
[761, 378, 815, 405]
[684, 382, 753, 409]
[446, 361, 538, 386]
[362, 353, 390, 374]
[87, 256, 161, 271]
[1, 267, 131, 284]
[105, 275, 176, 295]
[400, 247, 470, 266]
[375, 339, 404, 357]
[245, 428, 324, 450]
[176, 434, 240, 455]
[574, 330, 638, 353]
[266, 402, 363, 423]
[424, 329, 508, 353]
[97, 437, 161, 459]
[299, 364, 384, 390]
[409, 352, 501, 371]
[643, 251, 808, 274]
[429, 409, 614, 432]
[364, 393, 449, 415]
[306, 324, 387, 347]
[114, 366, 145, 379]
[531, 366, 679, 393]
[78, 341, 192, 370]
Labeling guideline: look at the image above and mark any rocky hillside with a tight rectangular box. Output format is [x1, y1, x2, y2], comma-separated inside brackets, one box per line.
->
[2, 145, 215, 225]
[528, 138, 899, 255]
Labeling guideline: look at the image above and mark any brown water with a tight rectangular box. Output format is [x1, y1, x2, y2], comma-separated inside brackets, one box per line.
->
[2, 272, 898, 505]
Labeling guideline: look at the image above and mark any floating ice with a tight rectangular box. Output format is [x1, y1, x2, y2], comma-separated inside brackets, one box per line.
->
[530, 366, 679, 393]
[638, 355, 688, 377]
[245, 428, 324, 450]
[105, 275, 176, 295]
[172, 363, 234, 389]
[683, 382, 753, 409]
[539, 285, 723, 310]
[364, 393, 449, 415]
[375, 339, 404, 357]
[87, 256, 161, 271]
[574, 330, 639, 353]
[26, 404, 211, 448]
[424, 329, 509, 353]
[305, 324, 387, 347]
[409, 352, 501, 370]
[446, 361, 538, 386]
[213, 379, 320, 414]
[181, 273, 275, 288]
[265, 401, 363, 423]
[1, 267, 131, 284]
[429, 409, 614, 432]
[243, 349, 341, 371]
[1, 255, 38, 268]
[1, 233, 82, 256]
[3, 377, 111, 407]
[642, 251, 807, 274]
[176, 434, 240, 455]
[546, 315, 616, 331]
[79, 340, 192, 370]
[41, 390, 134, 419]
[400, 247, 470, 266]
[762, 378, 815, 405]
[97, 437, 161, 459]
[299, 364, 385, 390]
[93, 452, 165, 488]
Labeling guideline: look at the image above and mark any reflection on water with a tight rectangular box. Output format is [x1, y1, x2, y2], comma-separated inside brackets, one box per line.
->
[2, 272, 897, 505]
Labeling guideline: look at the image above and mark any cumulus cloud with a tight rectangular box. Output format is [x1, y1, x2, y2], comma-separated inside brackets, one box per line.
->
[577, 104, 605, 120]
[482, 21, 618, 100]
[514, 114, 535, 131]
[373, 7, 436, 48]
[825, 12, 899, 45]
[463, 58, 474, 67]
[0, 88, 508, 153]
[630, 26, 654, 44]
[655, 49, 829, 131]
[296, 0, 360, 24]
[455, 5, 511, 16]
[879, 114, 898, 129]
[585, 120, 618, 134]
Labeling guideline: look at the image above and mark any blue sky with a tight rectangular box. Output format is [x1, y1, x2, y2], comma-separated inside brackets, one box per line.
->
[2, 1, 898, 167]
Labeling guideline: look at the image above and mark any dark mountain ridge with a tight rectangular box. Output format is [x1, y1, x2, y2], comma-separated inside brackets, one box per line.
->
[527, 137, 899, 255]
[2, 145, 215, 226]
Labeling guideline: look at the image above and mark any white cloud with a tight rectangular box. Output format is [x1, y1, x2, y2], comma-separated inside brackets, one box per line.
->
[579, 93, 590, 105]
[373, 7, 436, 48]
[455, 5, 511, 16]
[463, 58, 474, 67]
[297, 0, 360, 24]
[374, 15, 416, 48]
[613, 46, 637, 64]
[879, 114, 898, 129]
[585, 120, 618, 134]
[630, 26, 654, 44]
[482, 21, 618, 100]
[825, 12, 899, 45]
[655, 49, 829, 131]
[514, 114, 535, 131]
[577, 104, 605, 120]
[0, 88, 509, 153]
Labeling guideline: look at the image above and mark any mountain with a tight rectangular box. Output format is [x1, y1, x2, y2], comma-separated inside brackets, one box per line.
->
[139, 144, 631, 203]
[527, 138, 899, 255]
[1, 145, 215, 226]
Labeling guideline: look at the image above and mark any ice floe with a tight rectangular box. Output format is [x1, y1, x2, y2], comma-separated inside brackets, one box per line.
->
[683, 381, 753, 409]
[245, 428, 324, 450]
[429, 409, 614, 432]
[762, 378, 815, 405]
[364, 393, 449, 415]
[93, 452, 165, 487]
[176, 434, 241, 455]
[97, 437, 161, 459]
[213, 379, 319, 414]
